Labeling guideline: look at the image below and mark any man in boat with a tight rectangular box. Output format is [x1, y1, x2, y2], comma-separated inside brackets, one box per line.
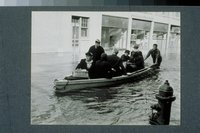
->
[121, 50, 130, 68]
[93, 53, 112, 79]
[107, 48, 126, 77]
[144, 44, 162, 69]
[126, 44, 145, 72]
[88, 39, 105, 62]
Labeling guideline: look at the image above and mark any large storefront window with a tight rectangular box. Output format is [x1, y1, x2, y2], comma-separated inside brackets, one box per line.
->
[168, 25, 180, 54]
[101, 15, 128, 50]
[153, 22, 168, 54]
[131, 19, 151, 51]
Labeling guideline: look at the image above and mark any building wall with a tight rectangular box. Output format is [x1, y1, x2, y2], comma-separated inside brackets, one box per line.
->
[32, 12, 102, 55]
[32, 12, 180, 58]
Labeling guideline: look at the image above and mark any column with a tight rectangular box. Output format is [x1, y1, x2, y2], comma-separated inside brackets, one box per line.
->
[127, 15, 132, 50]
[149, 21, 154, 50]
[166, 24, 171, 55]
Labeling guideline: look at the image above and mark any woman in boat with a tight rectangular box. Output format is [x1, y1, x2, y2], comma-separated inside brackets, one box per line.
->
[76, 52, 94, 70]
[126, 44, 144, 72]
[64, 52, 95, 80]
[107, 48, 126, 77]
[76, 52, 96, 79]
[93, 53, 112, 79]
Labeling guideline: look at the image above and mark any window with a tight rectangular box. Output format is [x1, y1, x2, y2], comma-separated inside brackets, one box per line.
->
[71, 16, 89, 46]
[81, 17, 89, 37]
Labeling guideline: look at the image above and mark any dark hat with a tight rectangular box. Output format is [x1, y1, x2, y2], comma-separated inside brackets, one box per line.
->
[133, 44, 139, 49]
[95, 39, 101, 43]
[85, 52, 93, 56]
[125, 50, 130, 54]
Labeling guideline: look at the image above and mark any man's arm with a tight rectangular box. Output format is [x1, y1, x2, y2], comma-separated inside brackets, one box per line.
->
[144, 50, 151, 60]
[76, 59, 84, 69]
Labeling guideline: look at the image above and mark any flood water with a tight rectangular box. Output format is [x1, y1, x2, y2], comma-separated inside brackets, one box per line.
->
[31, 51, 180, 125]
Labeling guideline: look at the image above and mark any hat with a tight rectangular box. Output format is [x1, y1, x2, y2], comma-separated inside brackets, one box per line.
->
[95, 39, 101, 43]
[133, 44, 139, 49]
[125, 50, 130, 54]
[85, 52, 93, 56]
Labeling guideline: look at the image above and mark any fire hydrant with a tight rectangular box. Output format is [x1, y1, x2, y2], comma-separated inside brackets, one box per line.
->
[149, 80, 176, 125]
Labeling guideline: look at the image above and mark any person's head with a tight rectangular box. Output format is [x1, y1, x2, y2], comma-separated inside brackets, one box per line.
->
[95, 39, 101, 47]
[153, 44, 158, 50]
[113, 48, 119, 55]
[124, 50, 130, 56]
[133, 44, 139, 50]
[85, 52, 93, 61]
[100, 53, 107, 61]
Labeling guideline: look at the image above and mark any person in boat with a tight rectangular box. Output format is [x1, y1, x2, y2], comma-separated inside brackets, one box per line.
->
[88, 39, 105, 62]
[107, 48, 126, 77]
[121, 50, 130, 62]
[126, 44, 145, 72]
[121, 50, 130, 68]
[76, 52, 94, 70]
[144, 44, 162, 69]
[64, 52, 95, 80]
[93, 53, 112, 79]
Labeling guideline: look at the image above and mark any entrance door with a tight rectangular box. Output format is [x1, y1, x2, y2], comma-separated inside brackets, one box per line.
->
[71, 16, 80, 64]
[72, 16, 80, 47]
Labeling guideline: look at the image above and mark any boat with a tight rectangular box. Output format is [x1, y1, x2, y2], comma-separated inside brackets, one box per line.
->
[54, 67, 158, 94]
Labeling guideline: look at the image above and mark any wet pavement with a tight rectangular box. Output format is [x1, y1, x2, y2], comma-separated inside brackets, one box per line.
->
[31, 51, 180, 125]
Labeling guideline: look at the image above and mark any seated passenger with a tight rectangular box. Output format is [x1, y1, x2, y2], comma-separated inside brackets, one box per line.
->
[107, 48, 126, 77]
[93, 53, 112, 79]
[121, 50, 130, 68]
[65, 52, 95, 80]
[76, 52, 94, 70]
[126, 45, 144, 72]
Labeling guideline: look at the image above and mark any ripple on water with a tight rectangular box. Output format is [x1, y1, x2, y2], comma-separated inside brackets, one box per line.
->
[31, 52, 180, 125]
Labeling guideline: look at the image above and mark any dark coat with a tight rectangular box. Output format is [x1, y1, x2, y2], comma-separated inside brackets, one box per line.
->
[127, 51, 144, 72]
[76, 59, 88, 70]
[76, 59, 96, 79]
[93, 60, 112, 79]
[146, 49, 162, 66]
[88, 45, 105, 62]
[121, 54, 130, 62]
[107, 54, 126, 76]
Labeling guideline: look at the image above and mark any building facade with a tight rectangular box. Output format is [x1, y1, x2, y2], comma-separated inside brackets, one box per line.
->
[32, 12, 180, 59]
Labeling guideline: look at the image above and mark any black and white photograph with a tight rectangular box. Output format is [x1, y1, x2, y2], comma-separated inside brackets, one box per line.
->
[31, 11, 180, 125]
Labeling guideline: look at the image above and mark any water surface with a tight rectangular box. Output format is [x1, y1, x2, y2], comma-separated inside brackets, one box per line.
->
[31, 52, 180, 125]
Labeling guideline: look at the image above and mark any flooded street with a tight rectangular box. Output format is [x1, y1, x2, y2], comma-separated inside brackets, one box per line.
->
[31, 51, 180, 125]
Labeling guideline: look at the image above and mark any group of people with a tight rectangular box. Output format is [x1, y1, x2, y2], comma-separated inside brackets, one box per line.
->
[76, 39, 162, 79]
